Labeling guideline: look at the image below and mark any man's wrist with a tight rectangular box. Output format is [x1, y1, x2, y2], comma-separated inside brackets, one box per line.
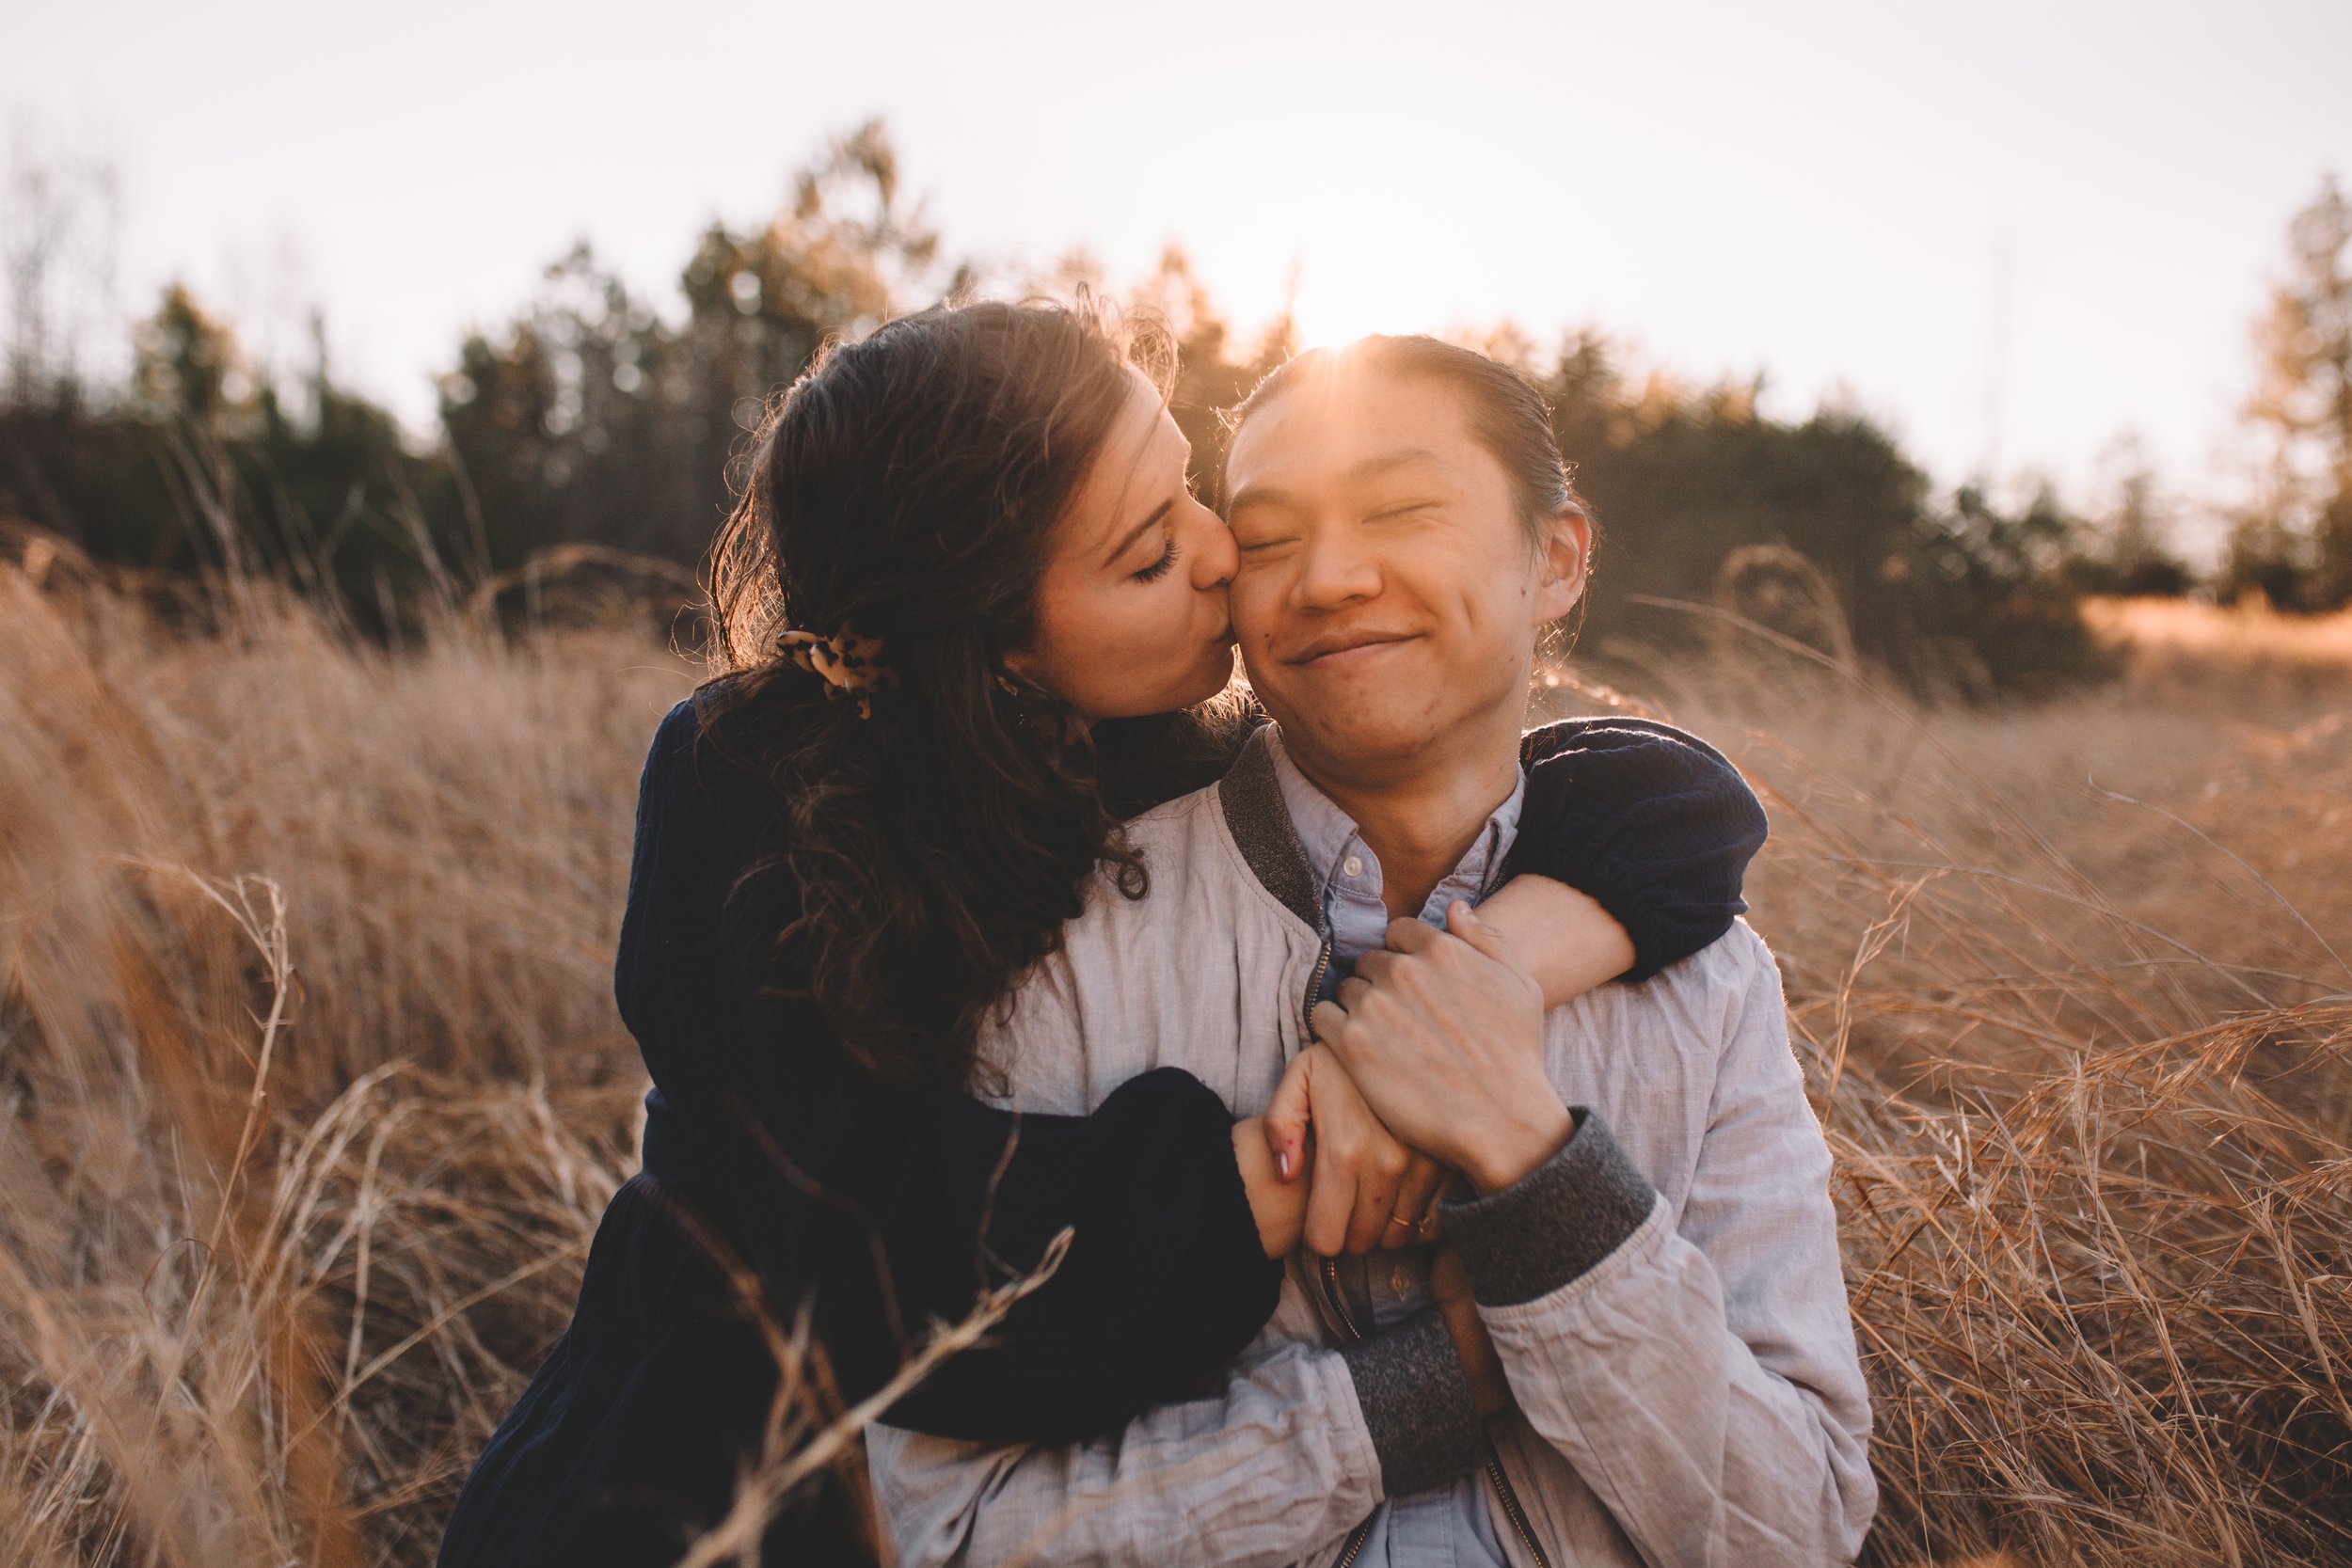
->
[1460, 1095, 1575, 1196]
[1441, 1109, 1661, 1307]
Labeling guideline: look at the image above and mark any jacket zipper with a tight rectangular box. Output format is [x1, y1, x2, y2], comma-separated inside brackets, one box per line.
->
[1482, 1436, 1553, 1568]
[1301, 935, 1334, 1042]
[1318, 1256, 1375, 1568]
[1298, 934, 1373, 1566]
[1302, 927, 1548, 1567]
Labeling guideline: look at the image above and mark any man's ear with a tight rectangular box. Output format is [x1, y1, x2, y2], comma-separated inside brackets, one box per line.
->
[1532, 509, 1593, 624]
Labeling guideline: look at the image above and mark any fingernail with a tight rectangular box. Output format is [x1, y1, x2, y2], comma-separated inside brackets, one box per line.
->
[1278, 1148, 1295, 1180]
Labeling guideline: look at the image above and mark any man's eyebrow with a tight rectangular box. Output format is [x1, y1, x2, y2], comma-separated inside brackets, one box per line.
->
[1222, 480, 1291, 516]
[1344, 446, 1448, 483]
[1227, 446, 1449, 517]
[1101, 498, 1173, 568]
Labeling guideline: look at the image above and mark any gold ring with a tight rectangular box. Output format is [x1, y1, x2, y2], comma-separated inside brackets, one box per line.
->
[1383, 1213, 1415, 1235]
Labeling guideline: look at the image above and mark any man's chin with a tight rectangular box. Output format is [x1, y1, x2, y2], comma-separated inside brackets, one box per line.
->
[1262, 700, 1432, 779]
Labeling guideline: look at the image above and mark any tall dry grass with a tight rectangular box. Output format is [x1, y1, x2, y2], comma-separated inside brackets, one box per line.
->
[3, 552, 2346, 1566]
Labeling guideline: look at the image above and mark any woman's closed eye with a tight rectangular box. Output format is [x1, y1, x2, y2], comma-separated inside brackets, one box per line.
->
[1131, 534, 1182, 582]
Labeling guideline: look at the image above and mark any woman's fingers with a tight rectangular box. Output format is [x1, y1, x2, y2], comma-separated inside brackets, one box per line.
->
[1343, 1157, 1405, 1254]
[1391, 1154, 1448, 1243]
[1262, 1049, 1314, 1181]
[1302, 1140, 1357, 1257]
[1298, 1044, 1408, 1256]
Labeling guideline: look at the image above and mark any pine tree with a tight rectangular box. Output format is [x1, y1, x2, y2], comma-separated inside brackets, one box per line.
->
[2233, 175, 2352, 608]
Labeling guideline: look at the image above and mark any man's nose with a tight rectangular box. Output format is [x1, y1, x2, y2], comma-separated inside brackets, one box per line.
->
[1294, 525, 1380, 610]
[1185, 499, 1238, 592]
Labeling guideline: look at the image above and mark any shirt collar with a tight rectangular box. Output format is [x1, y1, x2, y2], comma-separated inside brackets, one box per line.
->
[1263, 724, 1526, 934]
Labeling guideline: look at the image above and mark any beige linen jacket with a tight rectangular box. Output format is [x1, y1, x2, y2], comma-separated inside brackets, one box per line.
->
[866, 730, 1876, 1567]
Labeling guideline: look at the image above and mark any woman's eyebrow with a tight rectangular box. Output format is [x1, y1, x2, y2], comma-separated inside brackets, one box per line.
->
[1100, 499, 1173, 567]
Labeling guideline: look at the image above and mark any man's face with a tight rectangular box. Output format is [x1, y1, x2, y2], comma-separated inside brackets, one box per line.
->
[1222, 368, 1588, 785]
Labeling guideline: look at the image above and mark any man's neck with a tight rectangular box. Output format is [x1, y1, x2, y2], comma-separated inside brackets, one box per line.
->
[1283, 721, 1524, 920]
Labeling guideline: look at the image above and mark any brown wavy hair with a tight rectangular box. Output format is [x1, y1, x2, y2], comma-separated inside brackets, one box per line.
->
[704, 299, 1210, 1094]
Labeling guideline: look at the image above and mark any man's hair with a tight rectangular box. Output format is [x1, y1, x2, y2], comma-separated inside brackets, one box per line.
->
[1221, 334, 1594, 549]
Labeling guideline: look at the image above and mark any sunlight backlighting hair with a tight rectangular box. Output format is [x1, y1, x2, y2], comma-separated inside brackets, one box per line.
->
[1223, 334, 1590, 550]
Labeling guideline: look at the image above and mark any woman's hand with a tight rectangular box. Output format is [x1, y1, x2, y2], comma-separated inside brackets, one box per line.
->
[1260, 1044, 1450, 1257]
[1232, 1113, 1307, 1259]
[1312, 902, 1571, 1196]
[1430, 1244, 1512, 1418]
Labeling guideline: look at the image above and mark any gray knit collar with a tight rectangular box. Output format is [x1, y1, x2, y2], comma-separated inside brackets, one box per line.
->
[1216, 725, 1323, 933]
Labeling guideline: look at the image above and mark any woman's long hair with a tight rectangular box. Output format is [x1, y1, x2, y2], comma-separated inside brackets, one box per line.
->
[705, 300, 1194, 1094]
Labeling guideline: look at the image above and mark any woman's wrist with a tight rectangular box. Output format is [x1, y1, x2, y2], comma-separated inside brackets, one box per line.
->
[1232, 1117, 1306, 1259]
[1430, 1248, 1511, 1417]
[1478, 876, 1635, 1006]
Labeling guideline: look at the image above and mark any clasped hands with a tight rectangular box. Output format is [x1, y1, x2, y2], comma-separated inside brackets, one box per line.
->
[1234, 903, 1575, 1416]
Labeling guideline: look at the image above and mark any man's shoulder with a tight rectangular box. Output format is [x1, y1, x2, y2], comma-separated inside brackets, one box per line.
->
[1123, 777, 1226, 837]
[1655, 916, 1777, 992]
[1084, 779, 1256, 911]
[1557, 918, 1779, 1034]
[1075, 774, 1313, 952]
[1111, 780, 1232, 888]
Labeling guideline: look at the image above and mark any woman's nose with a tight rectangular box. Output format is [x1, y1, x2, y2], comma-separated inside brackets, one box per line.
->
[1185, 499, 1238, 591]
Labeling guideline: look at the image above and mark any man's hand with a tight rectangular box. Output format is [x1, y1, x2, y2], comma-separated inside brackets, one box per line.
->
[1311, 901, 1572, 1196]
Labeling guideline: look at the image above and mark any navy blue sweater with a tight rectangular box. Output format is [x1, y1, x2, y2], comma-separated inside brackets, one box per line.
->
[437, 696, 1767, 1567]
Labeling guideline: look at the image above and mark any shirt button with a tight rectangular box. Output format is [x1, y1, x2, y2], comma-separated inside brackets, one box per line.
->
[1391, 1264, 1413, 1296]
[1343, 855, 1364, 878]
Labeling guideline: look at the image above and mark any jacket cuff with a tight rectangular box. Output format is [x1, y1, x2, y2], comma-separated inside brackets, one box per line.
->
[1338, 1308, 1486, 1497]
[1438, 1110, 1658, 1307]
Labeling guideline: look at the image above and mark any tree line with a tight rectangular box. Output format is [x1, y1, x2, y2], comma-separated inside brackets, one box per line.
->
[5, 124, 2346, 694]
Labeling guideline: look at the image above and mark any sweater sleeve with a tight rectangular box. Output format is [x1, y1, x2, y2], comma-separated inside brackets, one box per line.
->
[1509, 718, 1769, 981]
[616, 697, 1282, 1449]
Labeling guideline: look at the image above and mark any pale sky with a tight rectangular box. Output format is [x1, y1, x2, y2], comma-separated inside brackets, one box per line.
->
[7, 0, 2349, 535]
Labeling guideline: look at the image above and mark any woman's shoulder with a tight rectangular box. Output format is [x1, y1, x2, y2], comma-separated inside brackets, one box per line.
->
[626, 679, 800, 905]
[639, 677, 787, 806]
[1520, 713, 1740, 777]
[1519, 713, 1765, 838]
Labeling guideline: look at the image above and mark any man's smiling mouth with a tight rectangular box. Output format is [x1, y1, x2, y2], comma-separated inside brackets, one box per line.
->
[1285, 629, 1417, 667]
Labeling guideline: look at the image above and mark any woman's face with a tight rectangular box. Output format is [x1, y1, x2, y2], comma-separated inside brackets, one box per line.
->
[1009, 367, 1240, 722]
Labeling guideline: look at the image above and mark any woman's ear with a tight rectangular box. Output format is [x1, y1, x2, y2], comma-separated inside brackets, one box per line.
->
[1533, 510, 1593, 623]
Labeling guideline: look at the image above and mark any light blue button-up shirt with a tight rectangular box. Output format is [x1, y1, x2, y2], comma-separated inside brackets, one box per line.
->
[1268, 728, 1526, 1568]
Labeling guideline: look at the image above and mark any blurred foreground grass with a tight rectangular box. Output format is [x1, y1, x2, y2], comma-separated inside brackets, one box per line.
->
[2, 560, 2346, 1566]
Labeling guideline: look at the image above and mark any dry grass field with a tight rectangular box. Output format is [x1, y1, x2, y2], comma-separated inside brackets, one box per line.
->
[3, 556, 2347, 1566]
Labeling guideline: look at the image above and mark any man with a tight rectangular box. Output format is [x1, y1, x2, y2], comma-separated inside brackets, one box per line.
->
[866, 337, 1876, 1566]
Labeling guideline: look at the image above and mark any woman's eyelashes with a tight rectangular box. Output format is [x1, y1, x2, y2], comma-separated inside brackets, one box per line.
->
[1132, 533, 1181, 583]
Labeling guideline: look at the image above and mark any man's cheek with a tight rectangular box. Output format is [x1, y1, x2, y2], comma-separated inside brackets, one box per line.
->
[1228, 582, 1283, 652]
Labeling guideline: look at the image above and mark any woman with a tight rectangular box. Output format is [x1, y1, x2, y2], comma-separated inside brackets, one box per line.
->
[437, 301, 1766, 1566]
